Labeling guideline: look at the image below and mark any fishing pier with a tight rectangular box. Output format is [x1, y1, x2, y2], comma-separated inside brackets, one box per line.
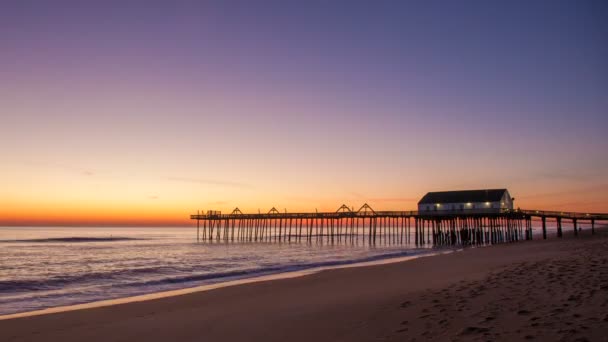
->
[190, 204, 608, 246]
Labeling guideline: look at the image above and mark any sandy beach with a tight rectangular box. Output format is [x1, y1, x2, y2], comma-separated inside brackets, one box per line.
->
[2, 229, 607, 342]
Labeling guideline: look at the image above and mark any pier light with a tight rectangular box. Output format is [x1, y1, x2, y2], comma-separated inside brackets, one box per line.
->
[466, 202, 471, 206]
[485, 202, 490, 206]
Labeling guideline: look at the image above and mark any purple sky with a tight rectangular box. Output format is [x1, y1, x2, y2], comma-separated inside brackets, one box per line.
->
[1, 1, 607, 225]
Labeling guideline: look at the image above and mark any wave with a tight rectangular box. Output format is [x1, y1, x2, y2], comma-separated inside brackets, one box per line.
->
[0, 248, 454, 316]
[132, 250, 430, 287]
[0, 237, 142, 243]
[0, 265, 177, 292]
[0, 249, 438, 295]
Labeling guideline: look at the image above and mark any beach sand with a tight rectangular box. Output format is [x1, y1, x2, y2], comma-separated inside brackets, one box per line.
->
[2, 229, 607, 342]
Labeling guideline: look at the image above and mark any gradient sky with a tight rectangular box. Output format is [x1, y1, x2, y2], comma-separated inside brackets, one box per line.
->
[1, 1, 607, 226]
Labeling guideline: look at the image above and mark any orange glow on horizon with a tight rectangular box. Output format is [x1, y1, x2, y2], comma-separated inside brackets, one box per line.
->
[1, 188, 607, 227]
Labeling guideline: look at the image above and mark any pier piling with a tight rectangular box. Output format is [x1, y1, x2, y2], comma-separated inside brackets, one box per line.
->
[191, 206, 606, 246]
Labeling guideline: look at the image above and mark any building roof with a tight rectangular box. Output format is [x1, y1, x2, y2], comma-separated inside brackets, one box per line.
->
[418, 189, 509, 205]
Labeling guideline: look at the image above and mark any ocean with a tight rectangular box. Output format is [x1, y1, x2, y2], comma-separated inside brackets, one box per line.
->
[0, 226, 442, 316]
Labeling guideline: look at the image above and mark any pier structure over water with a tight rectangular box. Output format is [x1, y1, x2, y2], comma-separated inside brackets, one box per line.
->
[190, 204, 608, 246]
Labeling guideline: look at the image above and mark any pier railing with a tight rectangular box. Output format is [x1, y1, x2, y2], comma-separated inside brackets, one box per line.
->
[517, 209, 606, 220]
[191, 208, 608, 220]
[190, 208, 514, 220]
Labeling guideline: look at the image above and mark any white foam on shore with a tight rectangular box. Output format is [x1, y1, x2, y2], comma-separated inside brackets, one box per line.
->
[0, 248, 458, 321]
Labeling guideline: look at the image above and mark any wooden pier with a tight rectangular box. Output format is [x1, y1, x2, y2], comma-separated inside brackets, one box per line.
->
[190, 204, 608, 246]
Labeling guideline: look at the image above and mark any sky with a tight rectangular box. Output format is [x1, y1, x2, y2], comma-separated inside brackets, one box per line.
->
[1, 0, 607, 226]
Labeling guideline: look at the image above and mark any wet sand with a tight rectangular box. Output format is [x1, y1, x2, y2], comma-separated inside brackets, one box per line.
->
[2, 229, 607, 342]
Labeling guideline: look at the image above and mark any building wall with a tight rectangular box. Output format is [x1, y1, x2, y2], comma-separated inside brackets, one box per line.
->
[417, 201, 502, 212]
[417, 190, 514, 213]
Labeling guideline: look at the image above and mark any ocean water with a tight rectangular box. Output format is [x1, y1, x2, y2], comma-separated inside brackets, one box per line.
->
[0, 226, 438, 316]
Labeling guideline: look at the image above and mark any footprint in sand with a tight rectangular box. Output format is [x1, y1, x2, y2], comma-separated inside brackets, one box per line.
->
[459, 326, 489, 335]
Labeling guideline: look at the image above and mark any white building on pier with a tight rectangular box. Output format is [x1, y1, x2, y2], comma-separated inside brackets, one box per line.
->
[418, 189, 513, 213]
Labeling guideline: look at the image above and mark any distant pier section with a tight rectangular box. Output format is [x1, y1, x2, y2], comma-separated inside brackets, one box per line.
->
[191, 189, 607, 246]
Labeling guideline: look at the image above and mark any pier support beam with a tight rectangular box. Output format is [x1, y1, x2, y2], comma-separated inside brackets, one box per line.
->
[592, 219, 595, 235]
[414, 218, 419, 246]
[542, 216, 546, 240]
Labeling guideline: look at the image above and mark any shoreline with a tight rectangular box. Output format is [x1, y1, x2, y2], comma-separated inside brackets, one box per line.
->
[0, 247, 457, 321]
[2, 230, 606, 341]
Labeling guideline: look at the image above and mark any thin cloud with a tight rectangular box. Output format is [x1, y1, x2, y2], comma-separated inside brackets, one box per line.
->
[367, 197, 419, 203]
[19, 160, 97, 177]
[517, 184, 608, 200]
[283, 196, 324, 203]
[167, 177, 253, 189]
[349, 192, 418, 203]
[349, 192, 366, 199]
[514, 170, 604, 184]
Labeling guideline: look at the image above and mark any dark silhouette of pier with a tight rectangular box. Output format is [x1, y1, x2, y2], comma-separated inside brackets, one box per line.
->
[190, 204, 608, 246]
